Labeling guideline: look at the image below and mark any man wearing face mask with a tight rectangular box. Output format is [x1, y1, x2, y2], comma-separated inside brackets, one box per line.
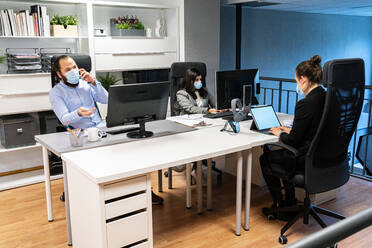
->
[49, 55, 165, 205]
[49, 55, 108, 129]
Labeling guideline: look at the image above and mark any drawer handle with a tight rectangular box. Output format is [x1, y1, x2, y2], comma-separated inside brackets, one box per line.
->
[17, 128, 23, 134]
[105, 190, 146, 204]
[106, 208, 146, 223]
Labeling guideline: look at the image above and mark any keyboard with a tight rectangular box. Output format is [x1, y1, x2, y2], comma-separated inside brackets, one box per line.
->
[204, 111, 233, 119]
[105, 127, 140, 135]
[223, 115, 252, 121]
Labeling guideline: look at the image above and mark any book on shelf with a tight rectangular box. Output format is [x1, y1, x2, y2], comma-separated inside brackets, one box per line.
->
[0, 5, 50, 37]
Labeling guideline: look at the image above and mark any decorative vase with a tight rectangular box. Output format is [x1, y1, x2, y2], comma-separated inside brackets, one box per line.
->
[155, 15, 166, 37]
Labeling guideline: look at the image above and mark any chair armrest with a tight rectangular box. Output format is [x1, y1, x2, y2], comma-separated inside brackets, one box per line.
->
[264, 142, 300, 157]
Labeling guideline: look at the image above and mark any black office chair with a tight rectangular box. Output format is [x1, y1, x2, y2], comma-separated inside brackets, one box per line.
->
[163, 62, 222, 190]
[356, 132, 372, 176]
[169, 62, 207, 116]
[262, 58, 365, 245]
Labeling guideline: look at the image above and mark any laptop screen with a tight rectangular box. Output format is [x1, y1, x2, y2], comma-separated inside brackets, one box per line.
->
[250, 105, 281, 130]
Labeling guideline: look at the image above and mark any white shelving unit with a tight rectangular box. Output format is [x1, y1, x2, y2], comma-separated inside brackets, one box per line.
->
[0, 0, 183, 190]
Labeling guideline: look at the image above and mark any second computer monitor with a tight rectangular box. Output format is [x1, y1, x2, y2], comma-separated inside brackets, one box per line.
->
[106, 81, 170, 129]
[215, 69, 259, 110]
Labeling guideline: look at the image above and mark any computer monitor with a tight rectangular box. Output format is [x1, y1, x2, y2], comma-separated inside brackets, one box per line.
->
[215, 69, 259, 110]
[106, 81, 171, 138]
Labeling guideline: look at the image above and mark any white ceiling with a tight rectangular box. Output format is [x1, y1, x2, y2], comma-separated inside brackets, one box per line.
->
[222, 0, 372, 16]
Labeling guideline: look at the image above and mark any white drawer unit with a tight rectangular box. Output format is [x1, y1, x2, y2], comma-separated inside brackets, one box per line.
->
[0, 73, 52, 115]
[94, 37, 177, 54]
[103, 176, 151, 248]
[67, 169, 153, 248]
[0, 94, 52, 115]
[95, 52, 177, 72]
[104, 176, 147, 201]
[105, 193, 147, 220]
[106, 211, 149, 248]
[0, 73, 51, 95]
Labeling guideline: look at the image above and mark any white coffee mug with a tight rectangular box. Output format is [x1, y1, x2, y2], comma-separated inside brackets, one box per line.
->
[87, 127, 103, 142]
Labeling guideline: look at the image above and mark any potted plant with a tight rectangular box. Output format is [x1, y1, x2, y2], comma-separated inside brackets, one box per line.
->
[110, 15, 145, 36]
[97, 72, 120, 90]
[50, 15, 78, 37]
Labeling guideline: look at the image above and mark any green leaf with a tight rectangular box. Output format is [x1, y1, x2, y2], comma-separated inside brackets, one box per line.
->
[97, 73, 120, 90]
[50, 15, 78, 26]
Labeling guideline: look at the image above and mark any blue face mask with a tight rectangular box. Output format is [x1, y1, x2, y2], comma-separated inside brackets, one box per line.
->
[296, 85, 304, 95]
[65, 69, 80, 85]
[194, 80, 203, 90]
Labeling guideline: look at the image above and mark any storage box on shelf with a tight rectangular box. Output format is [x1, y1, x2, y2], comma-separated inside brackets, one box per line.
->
[0, 114, 36, 148]
[50, 25, 78, 37]
[38, 110, 60, 134]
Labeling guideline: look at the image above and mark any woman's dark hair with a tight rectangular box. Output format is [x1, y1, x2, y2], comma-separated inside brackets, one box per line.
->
[296, 55, 323, 84]
[182, 68, 208, 99]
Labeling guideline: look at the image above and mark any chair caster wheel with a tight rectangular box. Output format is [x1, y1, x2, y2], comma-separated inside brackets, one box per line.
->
[326, 244, 337, 248]
[60, 192, 65, 202]
[279, 235, 288, 245]
[164, 172, 169, 177]
[267, 214, 276, 221]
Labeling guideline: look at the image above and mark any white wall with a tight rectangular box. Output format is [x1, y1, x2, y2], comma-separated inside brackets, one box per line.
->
[184, 0, 220, 97]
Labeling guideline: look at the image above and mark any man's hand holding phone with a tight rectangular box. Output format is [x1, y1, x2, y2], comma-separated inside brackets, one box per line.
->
[79, 68, 95, 85]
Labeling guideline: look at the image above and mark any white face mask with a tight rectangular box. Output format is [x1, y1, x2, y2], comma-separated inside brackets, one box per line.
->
[296, 84, 304, 95]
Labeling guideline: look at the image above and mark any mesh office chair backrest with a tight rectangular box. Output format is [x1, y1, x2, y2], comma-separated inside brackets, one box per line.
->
[51, 54, 92, 87]
[305, 58, 365, 194]
[169, 62, 207, 116]
[356, 133, 372, 175]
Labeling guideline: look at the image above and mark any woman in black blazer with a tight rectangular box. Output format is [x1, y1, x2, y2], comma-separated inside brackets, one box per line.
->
[260, 55, 326, 219]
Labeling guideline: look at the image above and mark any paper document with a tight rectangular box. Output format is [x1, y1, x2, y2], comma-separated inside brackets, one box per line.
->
[171, 114, 207, 127]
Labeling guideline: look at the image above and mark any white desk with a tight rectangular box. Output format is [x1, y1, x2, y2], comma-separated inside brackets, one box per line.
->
[62, 122, 280, 247]
[35, 120, 196, 246]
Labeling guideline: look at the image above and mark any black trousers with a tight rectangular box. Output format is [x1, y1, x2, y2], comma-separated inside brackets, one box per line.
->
[260, 149, 303, 207]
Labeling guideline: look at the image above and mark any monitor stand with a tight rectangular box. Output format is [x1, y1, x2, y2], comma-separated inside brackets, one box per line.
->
[127, 118, 154, 139]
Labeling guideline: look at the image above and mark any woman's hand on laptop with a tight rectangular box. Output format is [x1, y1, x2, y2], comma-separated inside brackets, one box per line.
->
[208, 108, 228, 114]
[269, 127, 282, 137]
[279, 126, 291, 134]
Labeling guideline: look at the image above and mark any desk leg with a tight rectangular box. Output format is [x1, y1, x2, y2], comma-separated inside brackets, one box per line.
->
[62, 161, 72, 246]
[244, 150, 252, 231]
[158, 170, 163, 192]
[42, 146, 53, 222]
[186, 163, 192, 209]
[207, 158, 212, 211]
[235, 152, 243, 236]
[168, 168, 173, 189]
[196, 161, 203, 214]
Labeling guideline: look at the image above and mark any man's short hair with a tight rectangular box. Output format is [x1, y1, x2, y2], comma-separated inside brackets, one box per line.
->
[52, 55, 72, 73]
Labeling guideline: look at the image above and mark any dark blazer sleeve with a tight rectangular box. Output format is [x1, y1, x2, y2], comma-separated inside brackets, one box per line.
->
[280, 100, 312, 148]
